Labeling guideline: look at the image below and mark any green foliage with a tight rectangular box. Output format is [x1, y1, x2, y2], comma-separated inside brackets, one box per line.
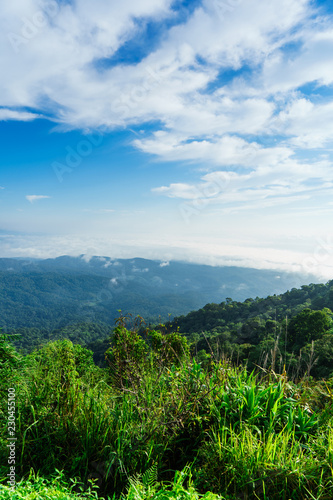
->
[26, 338, 100, 385]
[306, 333, 333, 378]
[105, 317, 190, 389]
[196, 424, 327, 498]
[165, 286, 333, 380]
[105, 317, 148, 388]
[3, 271, 333, 382]
[7, 322, 113, 355]
[195, 349, 211, 369]
[4, 265, 333, 500]
[2, 311, 333, 500]
[288, 308, 333, 349]
[0, 467, 225, 500]
[123, 465, 225, 500]
[0, 331, 23, 388]
[150, 329, 190, 367]
[0, 470, 100, 499]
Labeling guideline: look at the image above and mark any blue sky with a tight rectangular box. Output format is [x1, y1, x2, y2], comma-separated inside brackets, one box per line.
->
[1, 0, 333, 279]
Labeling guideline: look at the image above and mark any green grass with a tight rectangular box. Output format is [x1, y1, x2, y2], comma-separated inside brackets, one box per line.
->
[1, 333, 333, 499]
[0, 469, 100, 500]
[0, 467, 225, 500]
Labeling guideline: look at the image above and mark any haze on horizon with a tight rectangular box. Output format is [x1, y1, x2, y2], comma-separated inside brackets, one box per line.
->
[1, 0, 333, 280]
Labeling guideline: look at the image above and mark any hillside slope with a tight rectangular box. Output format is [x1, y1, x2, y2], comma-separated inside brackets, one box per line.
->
[0, 255, 318, 329]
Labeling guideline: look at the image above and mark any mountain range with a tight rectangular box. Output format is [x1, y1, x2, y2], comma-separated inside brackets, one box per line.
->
[0, 255, 321, 330]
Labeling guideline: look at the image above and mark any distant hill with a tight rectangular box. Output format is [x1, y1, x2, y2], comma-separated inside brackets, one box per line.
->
[172, 281, 333, 339]
[0, 254, 321, 330]
[164, 280, 333, 379]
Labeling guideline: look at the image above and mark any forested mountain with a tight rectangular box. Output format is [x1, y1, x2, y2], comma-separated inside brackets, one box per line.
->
[2, 254, 333, 377]
[168, 280, 333, 378]
[172, 281, 333, 338]
[0, 254, 317, 330]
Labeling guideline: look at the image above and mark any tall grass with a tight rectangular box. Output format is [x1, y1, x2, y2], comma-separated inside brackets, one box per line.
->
[1, 334, 333, 499]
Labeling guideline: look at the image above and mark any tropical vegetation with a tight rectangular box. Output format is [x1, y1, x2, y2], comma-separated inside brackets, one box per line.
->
[1, 299, 333, 499]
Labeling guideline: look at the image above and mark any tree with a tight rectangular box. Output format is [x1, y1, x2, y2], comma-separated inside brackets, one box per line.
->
[0, 331, 23, 390]
[303, 333, 333, 378]
[105, 316, 148, 388]
[288, 308, 333, 349]
[150, 329, 189, 367]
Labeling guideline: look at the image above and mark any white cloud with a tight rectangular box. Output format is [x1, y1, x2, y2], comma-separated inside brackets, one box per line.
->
[0, 109, 40, 121]
[152, 153, 333, 213]
[132, 266, 149, 273]
[0, 0, 331, 167]
[81, 254, 93, 263]
[137, 134, 293, 167]
[26, 195, 51, 203]
[0, 0, 175, 123]
[274, 98, 333, 148]
[262, 30, 333, 95]
[0, 231, 332, 280]
[0, 0, 316, 130]
[153, 182, 203, 199]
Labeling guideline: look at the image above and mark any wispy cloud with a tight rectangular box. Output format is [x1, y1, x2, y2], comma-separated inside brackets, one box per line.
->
[152, 155, 333, 212]
[26, 195, 51, 203]
[0, 109, 40, 121]
[160, 261, 169, 267]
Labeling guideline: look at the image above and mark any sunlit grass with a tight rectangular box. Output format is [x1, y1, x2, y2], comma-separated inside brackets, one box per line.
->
[1, 332, 333, 499]
[0, 467, 226, 500]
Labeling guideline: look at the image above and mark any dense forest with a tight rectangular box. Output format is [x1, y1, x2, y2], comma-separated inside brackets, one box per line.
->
[167, 280, 333, 379]
[6, 278, 333, 379]
[0, 256, 317, 330]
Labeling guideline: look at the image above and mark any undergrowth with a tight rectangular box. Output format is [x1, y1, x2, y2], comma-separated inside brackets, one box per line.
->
[1, 323, 333, 499]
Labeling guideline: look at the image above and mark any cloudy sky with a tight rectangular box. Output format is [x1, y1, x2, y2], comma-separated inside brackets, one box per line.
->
[1, 0, 333, 278]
